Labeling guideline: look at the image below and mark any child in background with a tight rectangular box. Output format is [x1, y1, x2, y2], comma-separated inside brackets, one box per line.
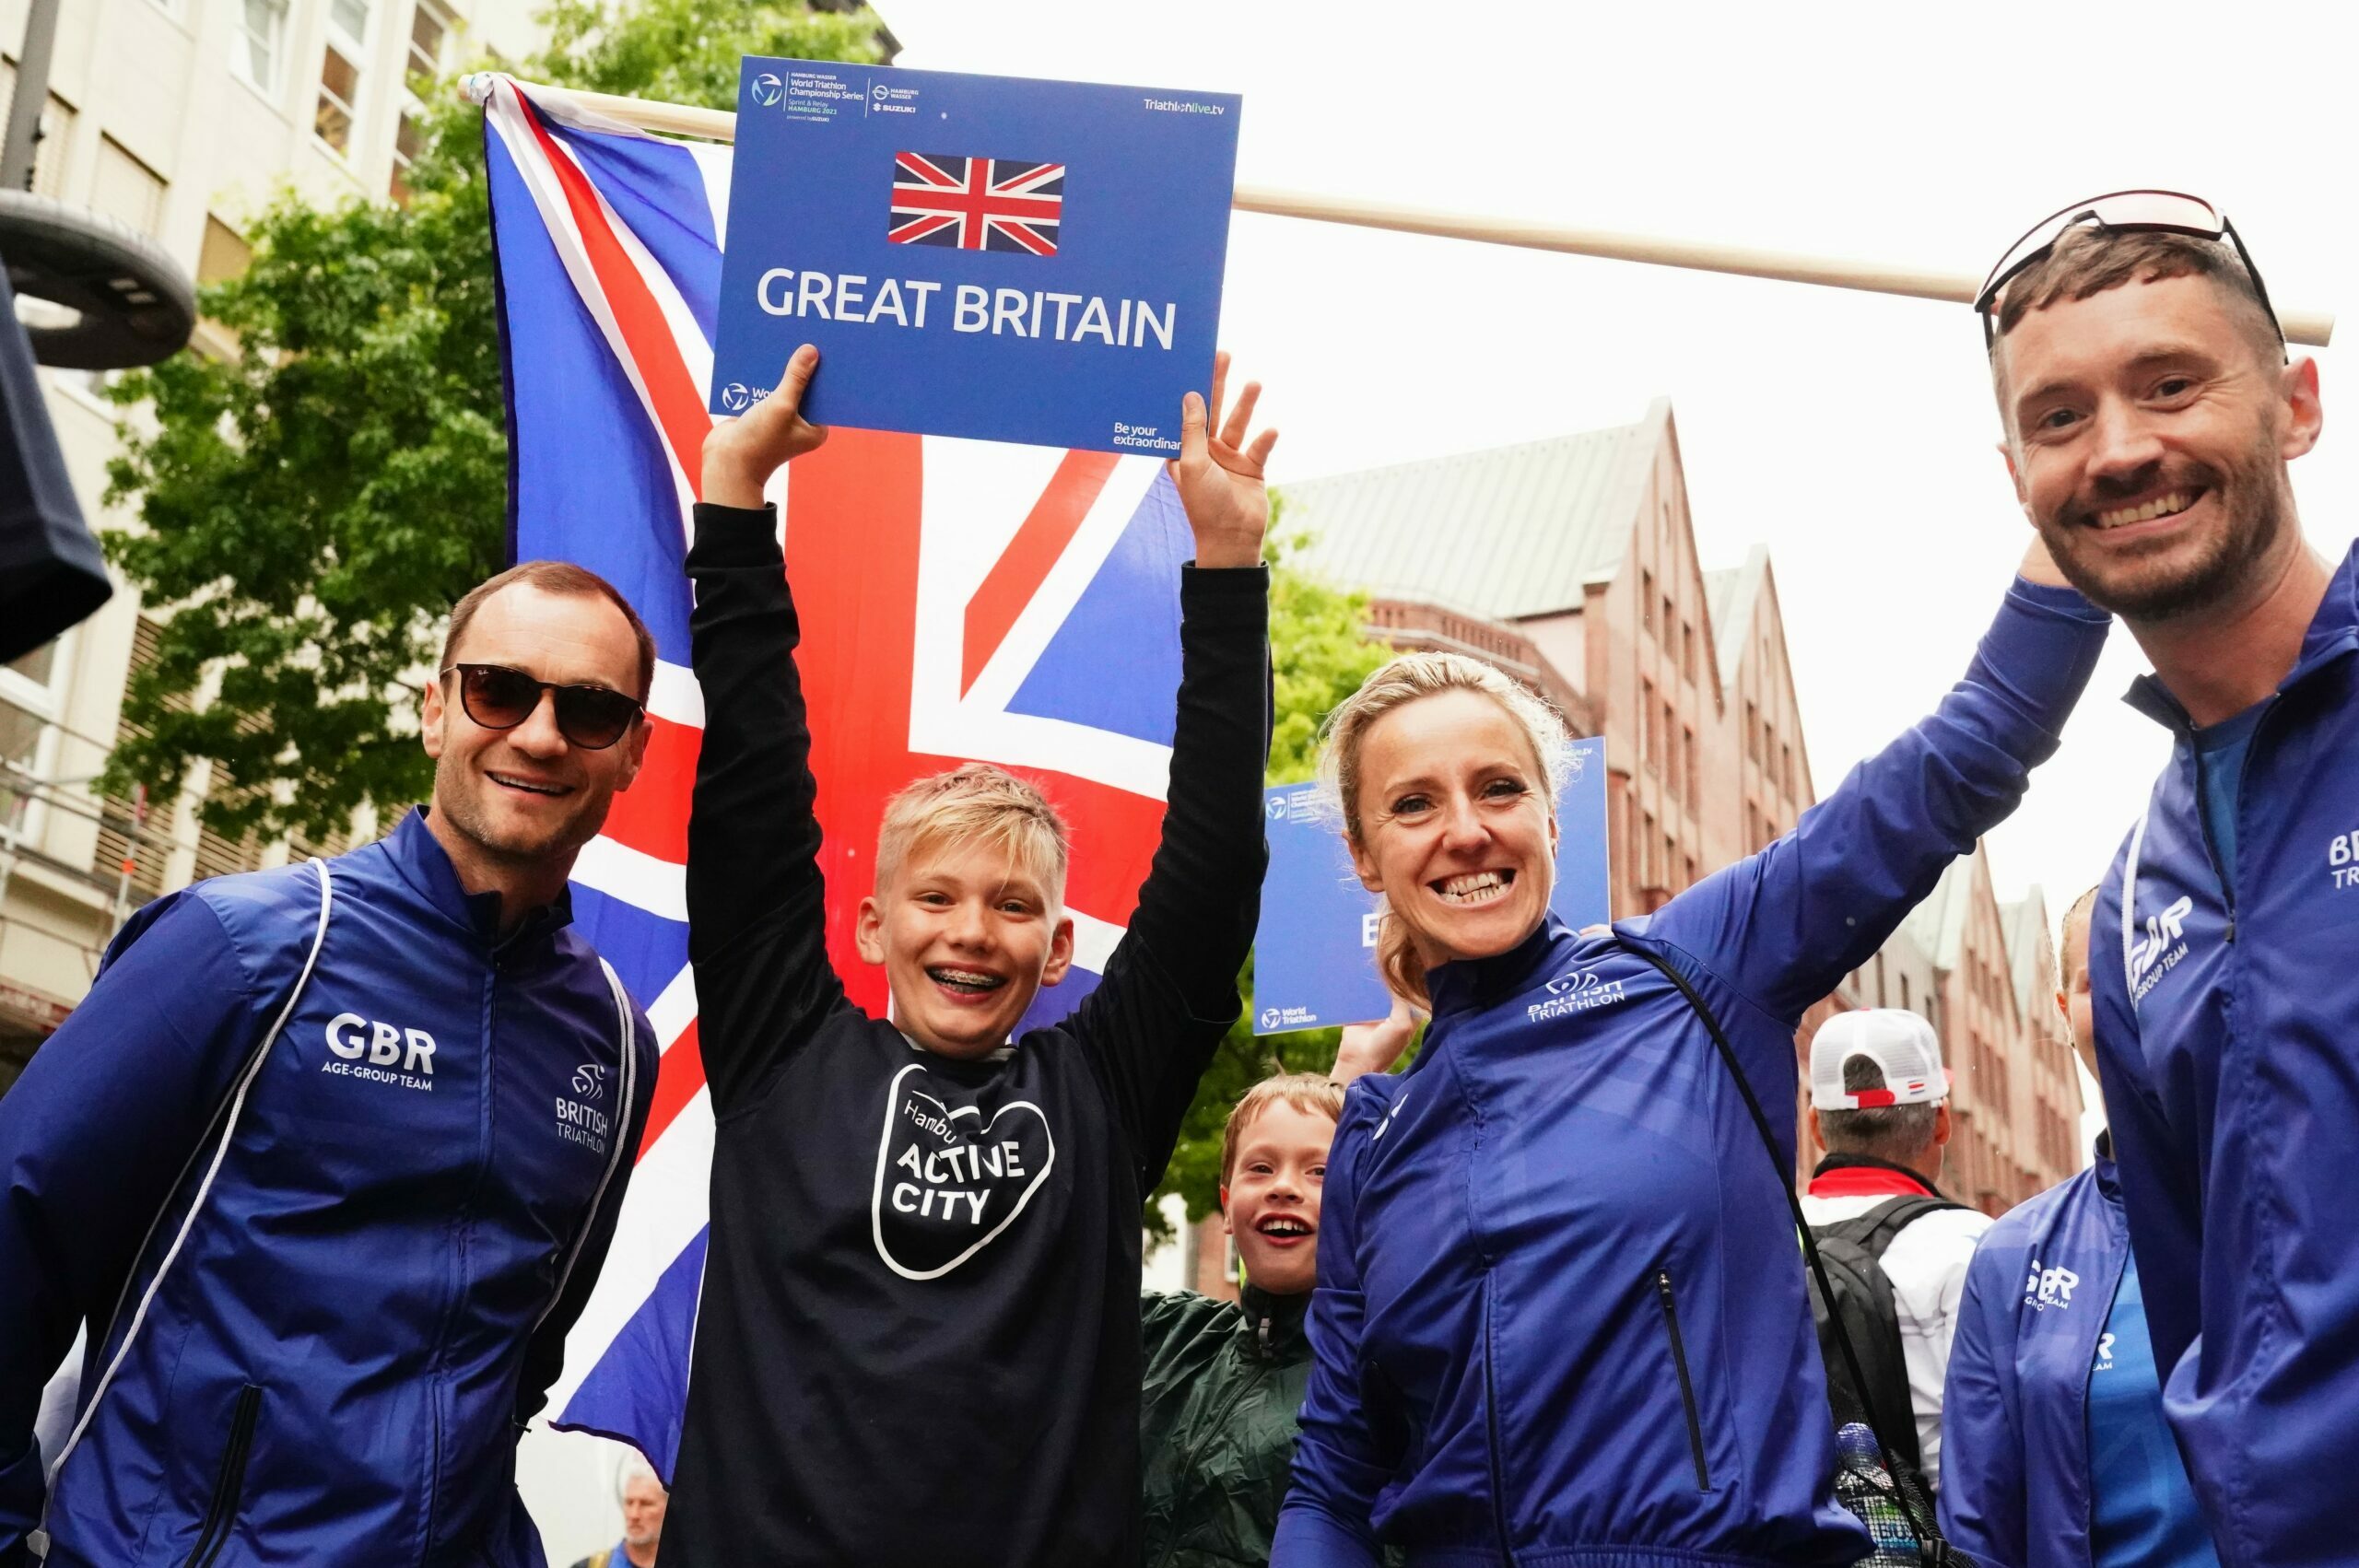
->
[1140, 1002, 1418, 1568]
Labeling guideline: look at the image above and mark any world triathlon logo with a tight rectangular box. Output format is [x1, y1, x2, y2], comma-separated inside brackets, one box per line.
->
[720, 381, 755, 413]
[750, 73, 783, 108]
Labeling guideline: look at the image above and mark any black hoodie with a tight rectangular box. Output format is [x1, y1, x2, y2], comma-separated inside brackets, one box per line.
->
[661, 501, 1268, 1568]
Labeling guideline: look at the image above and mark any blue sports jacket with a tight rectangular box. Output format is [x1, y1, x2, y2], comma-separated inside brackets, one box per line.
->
[0, 810, 656, 1568]
[1938, 1148, 2128, 1568]
[1275, 579, 2109, 1568]
[2092, 542, 2359, 1568]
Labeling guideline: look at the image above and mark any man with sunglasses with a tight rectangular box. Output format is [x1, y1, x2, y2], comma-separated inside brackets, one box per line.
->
[0, 560, 662, 1568]
[1979, 192, 2334, 1567]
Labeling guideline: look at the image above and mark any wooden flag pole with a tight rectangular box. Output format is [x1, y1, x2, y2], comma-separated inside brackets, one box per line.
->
[495, 78, 2338, 347]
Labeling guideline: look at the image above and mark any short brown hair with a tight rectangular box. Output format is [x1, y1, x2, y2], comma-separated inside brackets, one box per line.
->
[1219, 1072, 1347, 1189]
[441, 560, 657, 702]
[874, 762, 1071, 903]
[1989, 225, 2279, 363]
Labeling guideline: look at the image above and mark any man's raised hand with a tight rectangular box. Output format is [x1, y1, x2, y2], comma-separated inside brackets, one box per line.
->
[1169, 350, 1277, 570]
[703, 345, 829, 509]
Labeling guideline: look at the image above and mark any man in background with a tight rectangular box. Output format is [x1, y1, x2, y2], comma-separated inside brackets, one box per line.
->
[1800, 1009, 1991, 1497]
[572, 1461, 666, 1568]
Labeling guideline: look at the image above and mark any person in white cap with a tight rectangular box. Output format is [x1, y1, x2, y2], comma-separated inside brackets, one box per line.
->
[1800, 1008, 1993, 1498]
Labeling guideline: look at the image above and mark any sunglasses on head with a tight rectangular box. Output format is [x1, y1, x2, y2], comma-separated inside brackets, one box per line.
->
[444, 663, 645, 750]
[1975, 188, 2283, 354]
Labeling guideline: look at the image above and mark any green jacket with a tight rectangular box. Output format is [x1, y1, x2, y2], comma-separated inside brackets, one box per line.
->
[1139, 1285, 1314, 1568]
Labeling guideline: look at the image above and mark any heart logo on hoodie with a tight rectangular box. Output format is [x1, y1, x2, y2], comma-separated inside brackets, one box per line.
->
[869, 1061, 1058, 1281]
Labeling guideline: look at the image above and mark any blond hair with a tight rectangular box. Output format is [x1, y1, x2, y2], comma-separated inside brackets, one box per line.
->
[874, 763, 1071, 903]
[1317, 652, 1570, 1008]
[1220, 1072, 1348, 1189]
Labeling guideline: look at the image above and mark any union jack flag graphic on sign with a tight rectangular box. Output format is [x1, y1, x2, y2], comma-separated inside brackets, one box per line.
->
[889, 150, 1065, 254]
[475, 76, 1184, 1477]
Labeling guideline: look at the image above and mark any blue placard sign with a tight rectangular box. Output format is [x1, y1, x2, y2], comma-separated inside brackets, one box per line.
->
[1253, 738, 1611, 1033]
[710, 59, 1241, 453]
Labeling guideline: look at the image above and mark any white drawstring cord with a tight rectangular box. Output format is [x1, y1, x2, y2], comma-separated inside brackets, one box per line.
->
[30, 860, 334, 1561]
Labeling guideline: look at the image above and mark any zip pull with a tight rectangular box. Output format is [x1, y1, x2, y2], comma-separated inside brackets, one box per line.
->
[1257, 1314, 1272, 1357]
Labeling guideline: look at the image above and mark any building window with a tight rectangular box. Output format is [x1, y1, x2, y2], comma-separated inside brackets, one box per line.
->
[316, 0, 372, 155]
[1640, 571, 1655, 635]
[0, 64, 78, 197]
[1683, 725, 1698, 811]
[1782, 741, 1796, 802]
[391, 3, 450, 202]
[91, 136, 167, 238]
[0, 642, 65, 844]
[233, 0, 290, 95]
[406, 1, 448, 78]
[1744, 700, 1760, 764]
[1662, 594, 1675, 645]
[1681, 622, 1696, 684]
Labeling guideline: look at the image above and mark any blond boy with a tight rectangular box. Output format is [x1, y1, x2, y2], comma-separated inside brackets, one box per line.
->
[662, 346, 1275, 1568]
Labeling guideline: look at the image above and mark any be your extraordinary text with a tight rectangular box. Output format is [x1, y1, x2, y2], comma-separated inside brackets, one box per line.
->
[756, 268, 1179, 349]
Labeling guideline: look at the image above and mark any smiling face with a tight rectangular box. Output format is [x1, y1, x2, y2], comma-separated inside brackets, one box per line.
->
[1997, 272, 2318, 623]
[856, 836, 1074, 1060]
[1346, 687, 1558, 970]
[1222, 1098, 1338, 1296]
[420, 582, 647, 878]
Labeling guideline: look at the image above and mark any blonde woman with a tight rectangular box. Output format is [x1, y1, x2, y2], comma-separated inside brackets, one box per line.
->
[1274, 540, 2104, 1566]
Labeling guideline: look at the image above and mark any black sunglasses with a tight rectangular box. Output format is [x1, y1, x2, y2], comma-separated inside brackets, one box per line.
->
[1975, 188, 2284, 356]
[444, 663, 645, 750]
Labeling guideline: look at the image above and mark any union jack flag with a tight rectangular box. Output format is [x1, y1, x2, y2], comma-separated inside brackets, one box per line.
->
[888, 150, 1065, 255]
[475, 76, 1184, 1476]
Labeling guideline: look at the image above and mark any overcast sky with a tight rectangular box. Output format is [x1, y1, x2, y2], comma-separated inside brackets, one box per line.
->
[878, 0, 2356, 935]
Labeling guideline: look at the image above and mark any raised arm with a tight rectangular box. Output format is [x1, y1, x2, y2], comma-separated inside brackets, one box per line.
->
[686, 346, 842, 1112]
[0, 895, 261, 1559]
[1067, 355, 1273, 1181]
[1646, 540, 2109, 1023]
[1273, 1086, 1389, 1567]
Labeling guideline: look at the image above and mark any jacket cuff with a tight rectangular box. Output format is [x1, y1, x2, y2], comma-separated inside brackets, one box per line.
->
[1179, 562, 1270, 629]
[2005, 577, 2108, 625]
[690, 502, 780, 568]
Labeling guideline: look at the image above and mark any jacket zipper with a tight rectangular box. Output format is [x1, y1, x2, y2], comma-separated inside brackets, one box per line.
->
[1481, 1281, 1518, 1563]
[181, 1384, 261, 1568]
[1654, 1270, 1712, 1492]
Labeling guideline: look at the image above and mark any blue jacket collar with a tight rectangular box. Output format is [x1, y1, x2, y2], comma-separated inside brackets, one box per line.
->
[386, 807, 573, 947]
[2125, 540, 2359, 733]
[2092, 1129, 2119, 1207]
[1425, 916, 1568, 1020]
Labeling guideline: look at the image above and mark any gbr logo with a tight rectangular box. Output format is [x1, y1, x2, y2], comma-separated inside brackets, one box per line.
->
[324, 1012, 437, 1075]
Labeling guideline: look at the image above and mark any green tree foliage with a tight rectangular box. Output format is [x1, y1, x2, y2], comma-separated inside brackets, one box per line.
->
[1145, 519, 1397, 1245]
[100, 3, 886, 841]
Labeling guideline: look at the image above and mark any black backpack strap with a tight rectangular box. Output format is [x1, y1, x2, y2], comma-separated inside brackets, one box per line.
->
[1822, 1193, 1965, 1258]
[1614, 938, 1947, 1556]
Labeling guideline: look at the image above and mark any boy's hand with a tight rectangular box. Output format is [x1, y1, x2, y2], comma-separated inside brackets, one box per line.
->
[1168, 350, 1277, 569]
[703, 345, 828, 509]
[1331, 995, 1425, 1085]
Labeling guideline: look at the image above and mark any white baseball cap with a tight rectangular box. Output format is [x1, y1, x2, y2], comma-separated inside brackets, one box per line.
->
[1810, 1009, 1947, 1110]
